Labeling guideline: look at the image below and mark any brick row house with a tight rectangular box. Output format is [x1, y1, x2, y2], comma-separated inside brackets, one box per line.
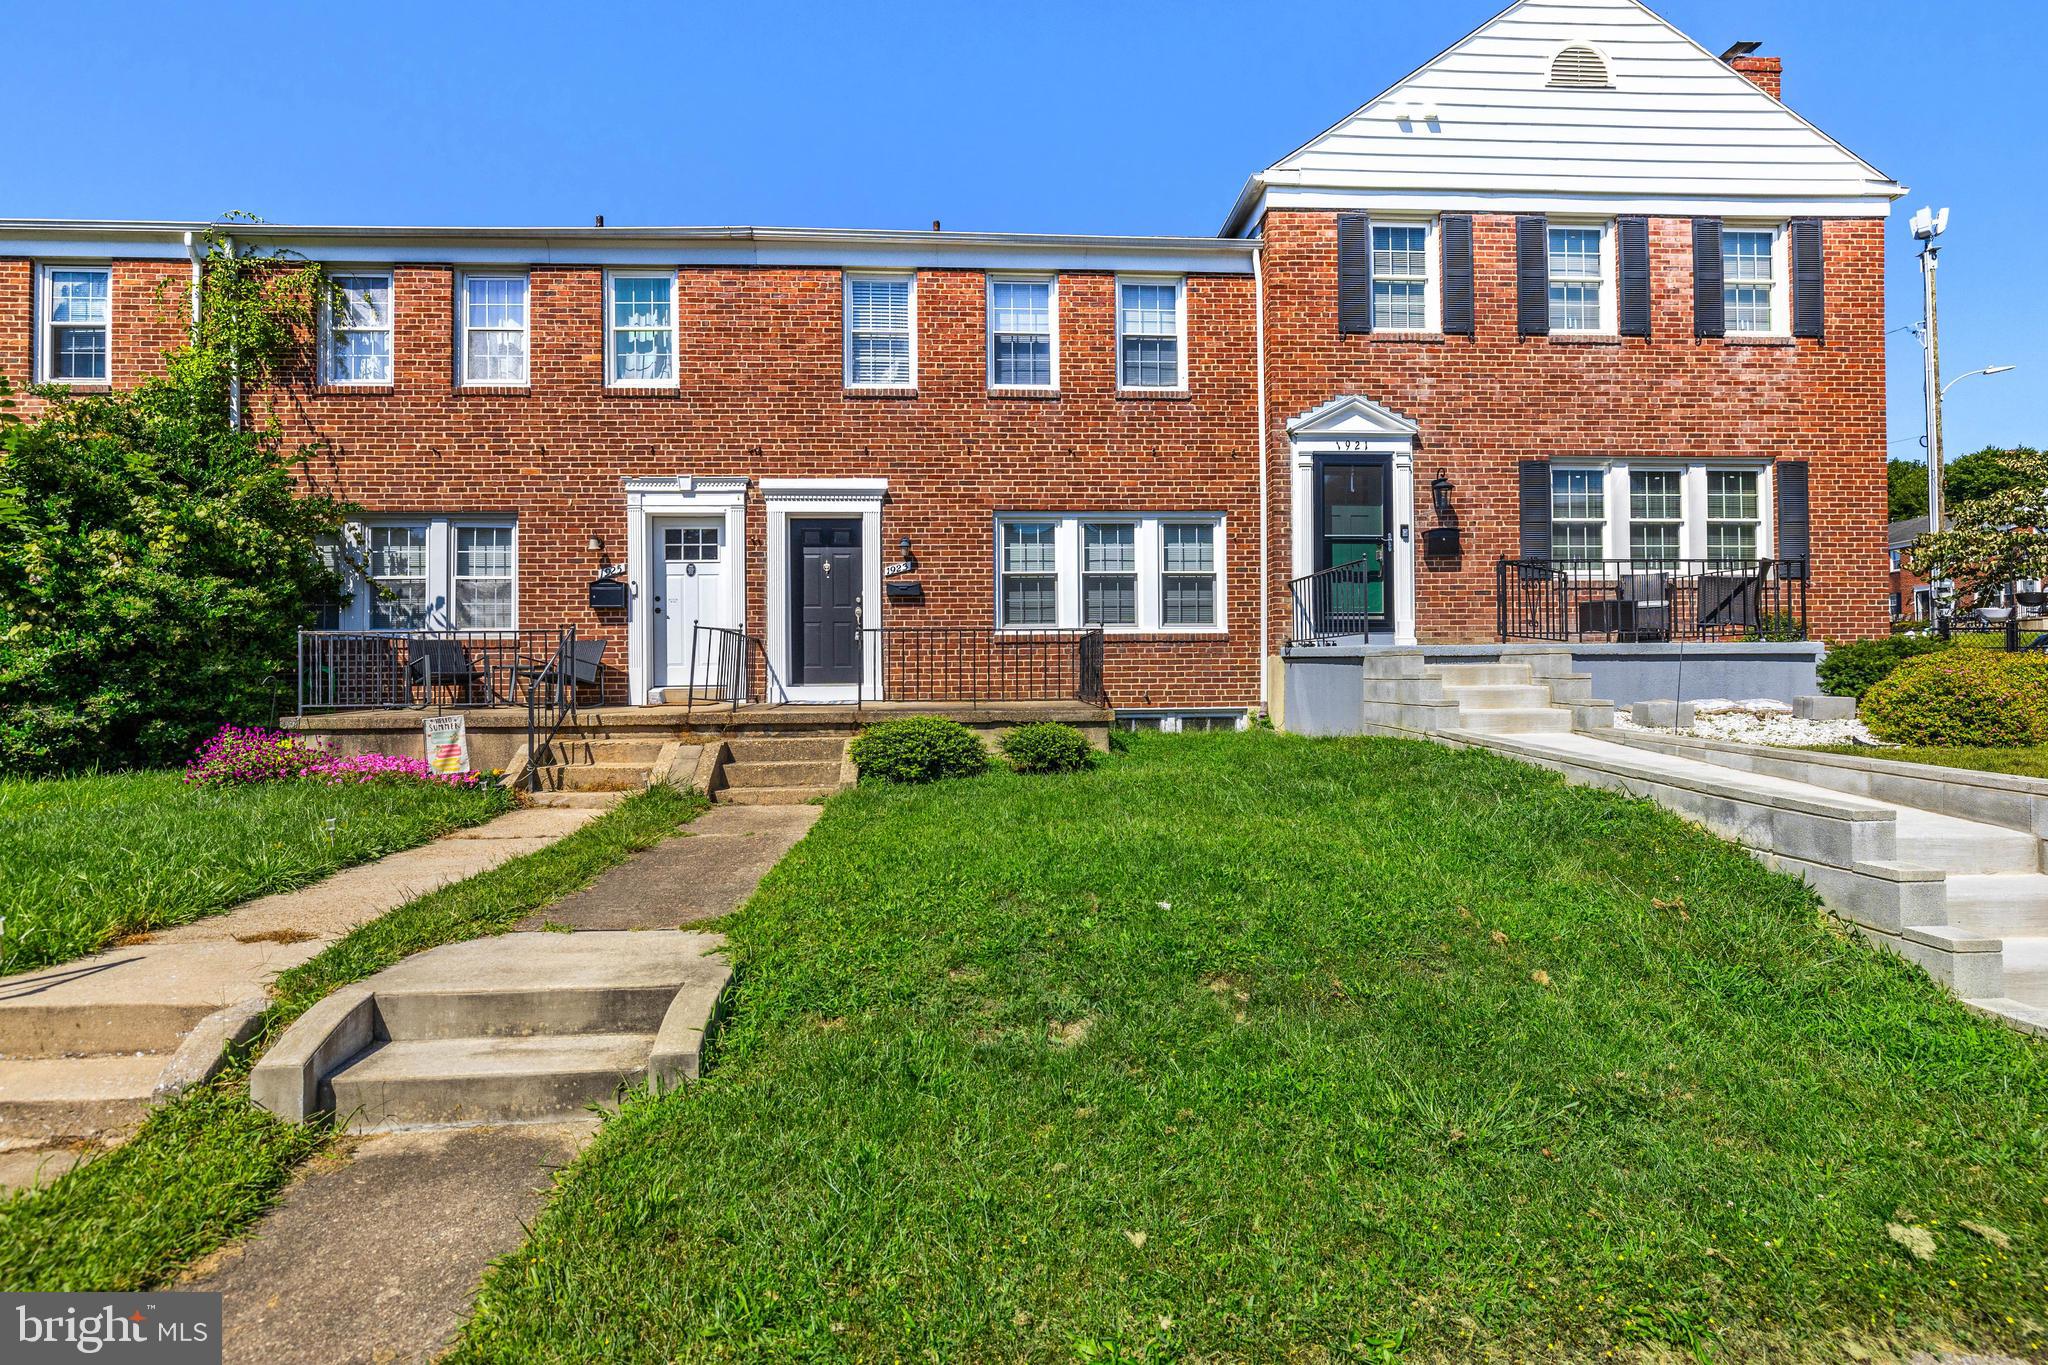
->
[0, 0, 1901, 729]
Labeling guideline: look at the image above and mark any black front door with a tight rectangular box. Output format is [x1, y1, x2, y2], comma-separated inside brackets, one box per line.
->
[1313, 456, 1394, 635]
[792, 519, 862, 686]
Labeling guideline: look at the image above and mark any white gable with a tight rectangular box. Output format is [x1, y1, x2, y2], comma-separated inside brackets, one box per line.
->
[1286, 395, 1421, 439]
[1226, 0, 1902, 232]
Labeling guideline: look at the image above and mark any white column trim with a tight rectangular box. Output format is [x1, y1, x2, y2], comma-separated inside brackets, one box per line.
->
[760, 478, 888, 702]
[1288, 433, 1419, 647]
[623, 475, 750, 706]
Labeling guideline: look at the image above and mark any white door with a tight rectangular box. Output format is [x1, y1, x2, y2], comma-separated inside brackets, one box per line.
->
[653, 518, 730, 693]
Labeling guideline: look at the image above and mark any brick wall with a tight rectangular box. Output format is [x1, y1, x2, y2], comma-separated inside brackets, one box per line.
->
[0, 258, 185, 402]
[1259, 210, 1891, 651]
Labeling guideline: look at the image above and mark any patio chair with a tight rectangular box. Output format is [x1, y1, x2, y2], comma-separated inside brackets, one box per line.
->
[1697, 571, 1763, 635]
[1617, 572, 1671, 642]
[406, 635, 488, 706]
[515, 639, 609, 706]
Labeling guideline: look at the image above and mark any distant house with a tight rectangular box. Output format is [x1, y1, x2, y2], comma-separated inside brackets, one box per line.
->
[1889, 517, 1932, 620]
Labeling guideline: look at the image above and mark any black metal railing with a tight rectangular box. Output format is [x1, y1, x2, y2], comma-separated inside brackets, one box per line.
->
[524, 627, 578, 792]
[1287, 563, 1377, 646]
[862, 627, 1108, 706]
[683, 625, 790, 716]
[1495, 558, 1809, 643]
[1937, 588, 2048, 652]
[297, 628, 574, 714]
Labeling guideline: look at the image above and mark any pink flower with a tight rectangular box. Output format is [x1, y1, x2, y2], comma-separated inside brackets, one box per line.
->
[184, 725, 483, 789]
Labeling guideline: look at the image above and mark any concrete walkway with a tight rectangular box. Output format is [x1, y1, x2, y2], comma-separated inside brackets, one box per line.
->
[0, 805, 603, 1188]
[521, 803, 820, 930]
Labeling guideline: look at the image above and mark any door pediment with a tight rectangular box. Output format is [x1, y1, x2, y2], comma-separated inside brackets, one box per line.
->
[1286, 394, 1420, 443]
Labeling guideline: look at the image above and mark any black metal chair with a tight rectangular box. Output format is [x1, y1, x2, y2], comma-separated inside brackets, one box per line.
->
[406, 635, 487, 706]
[1617, 572, 1671, 642]
[515, 640, 608, 706]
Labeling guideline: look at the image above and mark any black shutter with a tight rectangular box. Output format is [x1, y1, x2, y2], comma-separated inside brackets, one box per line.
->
[1693, 217, 1725, 338]
[1441, 214, 1475, 336]
[1776, 460, 1810, 579]
[1518, 459, 1553, 562]
[1619, 215, 1651, 338]
[1791, 218, 1825, 339]
[1337, 214, 1372, 335]
[1516, 215, 1550, 336]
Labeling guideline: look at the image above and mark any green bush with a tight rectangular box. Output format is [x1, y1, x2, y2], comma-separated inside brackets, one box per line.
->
[1860, 650, 2048, 747]
[999, 723, 1094, 774]
[1817, 635, 1949, 699]
[848, 717, 989, 784]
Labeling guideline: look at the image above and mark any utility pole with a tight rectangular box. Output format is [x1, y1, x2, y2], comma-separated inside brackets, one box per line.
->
[1912, 206, 1949, 530]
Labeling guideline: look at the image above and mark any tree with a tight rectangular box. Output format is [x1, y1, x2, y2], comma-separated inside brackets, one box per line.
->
[1889, 447, 2040, 524]
[0, 225, 352, 774]
[1907, 448, 2048, 605]
[1888, 458, 1929, 523]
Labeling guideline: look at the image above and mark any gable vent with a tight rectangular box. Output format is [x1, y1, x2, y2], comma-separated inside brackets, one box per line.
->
[1548, 45, 1612, 88]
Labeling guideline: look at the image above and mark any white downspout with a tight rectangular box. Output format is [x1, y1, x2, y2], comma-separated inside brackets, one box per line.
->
[1252, 240, 1271, 717]
[183, 231, 201, 336]
[222, 233, 240, 430]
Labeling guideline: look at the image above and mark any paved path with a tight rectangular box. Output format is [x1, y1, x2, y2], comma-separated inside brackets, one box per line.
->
[521, 802, 820, 931]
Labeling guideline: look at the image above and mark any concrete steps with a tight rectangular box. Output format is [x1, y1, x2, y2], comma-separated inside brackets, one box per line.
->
[328, 1033, 656, 1131]
[1436, 664, 1533, 687]
[1440, 683, 1553, 711]
[1451, 706, 1573, 735]
[0, 1053, 166, 1139]
[1944, 875, 2048, 936]
[712, 733, 851, 806]
[525, 791, 626, 810]
[1892, 809, 2040, 875]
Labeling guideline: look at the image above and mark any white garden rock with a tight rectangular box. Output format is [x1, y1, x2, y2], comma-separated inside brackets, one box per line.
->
[1614, 697, 1881, 749]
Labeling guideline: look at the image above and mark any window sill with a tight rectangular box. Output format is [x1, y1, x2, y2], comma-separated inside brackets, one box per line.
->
[603, 384, 681, 397]
[37, 382, 111, 394]
[314, 383, 395, 397]
[1721, 335, 1797, 348]
[1116, 388, 1192, 402]
[988, 387, 1061, 401]
[844, 387, 918, 400]
[1548, 333, 1622, 347]
[995, 627, 1228, 640]
[456, 385, 532, 395]
[1355, 332, 1447, 345]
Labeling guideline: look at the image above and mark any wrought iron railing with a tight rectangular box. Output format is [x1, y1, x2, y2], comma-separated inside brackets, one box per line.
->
[861, 627, 1108, 706]
[524, 628, 578, 792]
[1287, 563, 1377, 646]
[296, 629, 574, 714]
[1495, 558, 1809, 643]
[683, 625, 790, 715]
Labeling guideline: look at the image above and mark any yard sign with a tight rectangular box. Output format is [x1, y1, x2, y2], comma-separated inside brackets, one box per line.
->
[424, 714, 471, 776]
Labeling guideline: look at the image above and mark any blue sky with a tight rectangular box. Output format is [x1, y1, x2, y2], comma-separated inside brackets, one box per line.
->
[11, 0, 2040, 455]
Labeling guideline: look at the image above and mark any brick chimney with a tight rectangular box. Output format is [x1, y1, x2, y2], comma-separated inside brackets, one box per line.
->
[1721, 43, 1783, 100]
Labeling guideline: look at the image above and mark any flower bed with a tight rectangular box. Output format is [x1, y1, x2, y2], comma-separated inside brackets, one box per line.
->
[184, 725, 489, 789]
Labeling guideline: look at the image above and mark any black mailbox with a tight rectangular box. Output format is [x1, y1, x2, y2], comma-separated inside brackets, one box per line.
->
[884, 580, 925, 601]
[1422, 527, 1462, 558]
[588, 578, 629, 610]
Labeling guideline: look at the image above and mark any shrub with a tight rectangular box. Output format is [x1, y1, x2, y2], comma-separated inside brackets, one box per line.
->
[1817, 635, 1950, 699]
[183, 724, 489, 788]
[999, 723, 1094, 774]
[847, 717, 989, 784]
[1860, 651, 2048, 747]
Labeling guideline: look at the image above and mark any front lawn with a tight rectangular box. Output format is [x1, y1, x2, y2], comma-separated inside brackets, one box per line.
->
[458, 731, 2048, 1363]
[1805, 744, 2048, 781]
[0, 770, 510, 972]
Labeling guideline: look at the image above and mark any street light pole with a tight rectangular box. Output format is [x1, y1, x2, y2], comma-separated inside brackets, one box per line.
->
[1915, 210, 1946, 532]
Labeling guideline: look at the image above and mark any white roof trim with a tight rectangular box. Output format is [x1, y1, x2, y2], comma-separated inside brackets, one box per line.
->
[1286, 395, 1421, 438]
[758, 477, 889, 505]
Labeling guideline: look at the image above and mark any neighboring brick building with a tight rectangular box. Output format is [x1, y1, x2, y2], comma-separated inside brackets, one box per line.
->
[0, 0, 1901, 721]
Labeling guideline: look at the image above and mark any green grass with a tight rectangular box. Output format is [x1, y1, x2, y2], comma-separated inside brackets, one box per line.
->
[0, 784, 706, 1293]
[0, 771, 511, 972]
[1804, 744, 2048, 781]
[456, 732, 2048, 1364]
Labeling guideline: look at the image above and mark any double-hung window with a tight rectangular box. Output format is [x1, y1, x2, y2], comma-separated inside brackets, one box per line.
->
[39, 265, 110, 383]
[1628, 471, 1684, 565]
[323, 272, 393, 385]
[1550, 468, 1607, 563]
[988, 277, 1055, 389]
[1371, 224, 1431, 331]
[349, 518, 517, 631]
[1706, 471, 1762, 565]
[607, 272, 677, 387]
[459, 274, 529, 385]
[845, 274, 915, 388]
[1722, 228, 1782, 335]
[366, 524, 431, 630]
[1547, 225, 1609, 333]
[1161, 523, 1217, 626]
[1081, 522, 1137, 626]
[1116, 277, 1184, 390]
[999, 522, 1059, 626]
[452, 525, 517, 628]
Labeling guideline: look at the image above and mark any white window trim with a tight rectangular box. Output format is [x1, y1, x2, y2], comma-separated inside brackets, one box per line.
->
[1115, 274, 1189, 393]
[1550, 460, 1774, 564]
[336, 515, 518, 631]
[1546, 219, 1618, 337]
[1368, 216, 1441, 335]
[1722, 221, 1791, 339]
[319, 269, 395, 387]
[456, 271, 531, 388]
[604, 269, 680, 389]
[1547, 465, 1609, 564]
[994, 512, 1226, 635]
[842, 271, 918, 391]
[35, 262, 112, 386]
[986, 273, 1059, 392]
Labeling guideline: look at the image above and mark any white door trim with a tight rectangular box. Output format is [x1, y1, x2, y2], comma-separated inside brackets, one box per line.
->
[760, 478, 887, 702]
[1284, 396, 1421, 647]
[624, 476, 749, 705]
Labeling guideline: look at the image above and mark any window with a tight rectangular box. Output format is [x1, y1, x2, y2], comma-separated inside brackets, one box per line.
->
[845, 274, 915, 388]
[39, 266, 110, 383]
[1000, 521, 1059, 626]
[323, 272, 393, 385]
[453, 525, 516, 628]
[1116, 278, 1184, 390]
[988, 277, 1055, 389]
[1117, 711, 1248, 734]
[664, 526, 721, 562]
[367, 524, 430, 629]
[1081, 522, 1137, 625]
[1548, 226, 1608, 333]
[1889, 549, 1902, 572]
[1705, 470, 1761, 565]
[1550, 468, 1607, 563]
[1161, 523, 1217, 626]
[607, 272, 676, 386]
[1371, 224, 1431, 331]
[1722, 228, 1782, 335]
[1628, 471, 1684, 565]
[459, 274, 529, 385]
[1889, 591, 1903, 618]
[996, 515, 1225, 632]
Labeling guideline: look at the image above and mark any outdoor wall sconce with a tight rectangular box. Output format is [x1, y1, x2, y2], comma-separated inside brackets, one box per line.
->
[1424, 470, 1463, 558]
[897, 536, 917, 572]
[1430, 470, 1456, 523]
[586, 535, 604, 553]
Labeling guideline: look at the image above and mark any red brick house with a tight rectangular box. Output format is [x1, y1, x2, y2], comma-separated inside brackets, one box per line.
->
[0, 0, 1900, 728]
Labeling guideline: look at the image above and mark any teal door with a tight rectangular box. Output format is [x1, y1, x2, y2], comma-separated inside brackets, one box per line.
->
[1314, 457, 1392, 634]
